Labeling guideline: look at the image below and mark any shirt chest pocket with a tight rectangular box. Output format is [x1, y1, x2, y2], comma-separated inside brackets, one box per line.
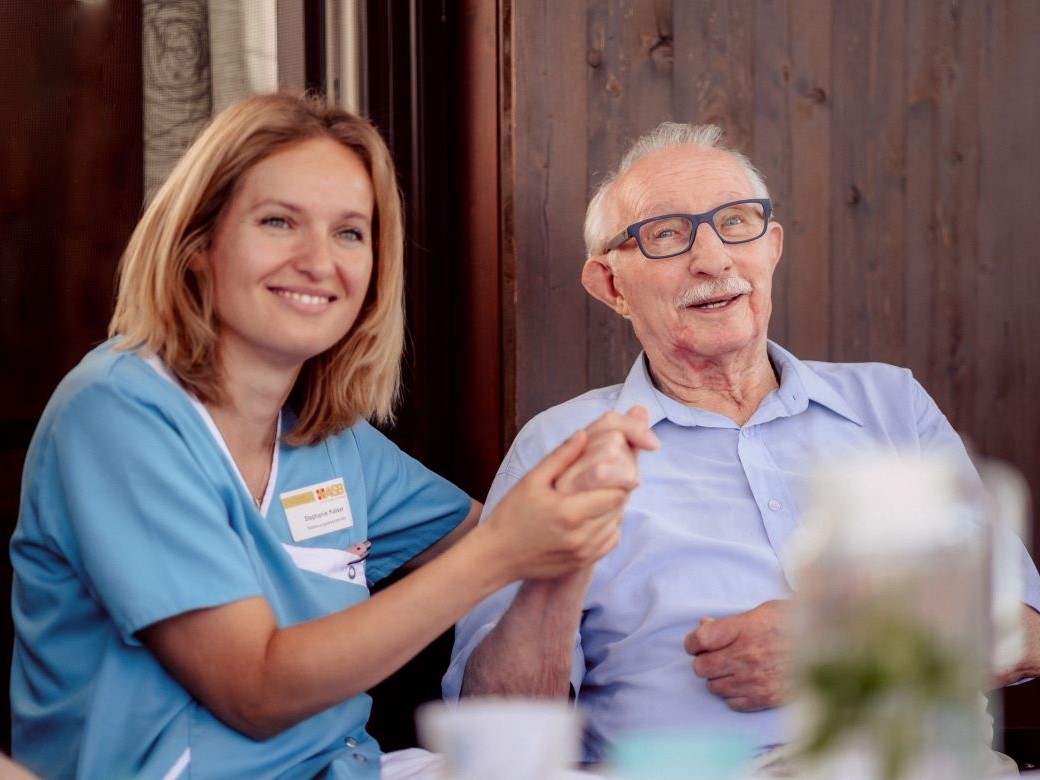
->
[280, 540, 370, 586]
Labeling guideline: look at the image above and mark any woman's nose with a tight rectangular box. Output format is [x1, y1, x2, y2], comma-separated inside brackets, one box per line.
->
[293, 233, 335, 278]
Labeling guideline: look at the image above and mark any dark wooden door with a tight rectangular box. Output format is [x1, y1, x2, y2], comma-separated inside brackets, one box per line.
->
[0, 0, 143, 753]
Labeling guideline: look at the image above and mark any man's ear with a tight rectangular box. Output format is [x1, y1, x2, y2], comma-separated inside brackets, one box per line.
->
[766, 220, 783, 272]
[582, 255, 630, 318]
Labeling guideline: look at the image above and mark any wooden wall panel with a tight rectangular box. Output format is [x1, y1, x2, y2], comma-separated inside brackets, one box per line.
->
[505, 0, 1040, 534]
[503, 0, 1040, 729]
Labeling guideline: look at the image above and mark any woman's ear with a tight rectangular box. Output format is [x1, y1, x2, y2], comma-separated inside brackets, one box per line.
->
[187, 243, 209, 272]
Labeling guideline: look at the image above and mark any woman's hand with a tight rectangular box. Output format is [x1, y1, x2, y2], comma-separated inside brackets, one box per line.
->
[138, 408, 656, 739]
[478, 407, 657, 582]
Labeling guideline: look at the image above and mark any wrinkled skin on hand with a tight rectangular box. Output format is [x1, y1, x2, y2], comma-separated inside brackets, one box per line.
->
[555, 407, 656, 496]
[683, 599, 791, 712]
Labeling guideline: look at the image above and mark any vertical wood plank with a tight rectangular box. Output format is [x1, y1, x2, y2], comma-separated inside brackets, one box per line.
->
[499, 0, 518, 444]
[753, 0, 832, 360]
[672, 1, 756, 148]
[508, 1, 590, 432]
[455, 0, 504, 495]
[903, 0, 981, 436]
[829, 0, 908, 366]
[585, 0, 676, 390]
[977, 0, 1040, 577]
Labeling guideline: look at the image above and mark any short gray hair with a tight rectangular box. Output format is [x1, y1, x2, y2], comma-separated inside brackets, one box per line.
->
[583, 122, 770, 258]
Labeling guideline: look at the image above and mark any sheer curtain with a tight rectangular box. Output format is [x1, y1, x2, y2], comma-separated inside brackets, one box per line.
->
[141, 0, 277, 199]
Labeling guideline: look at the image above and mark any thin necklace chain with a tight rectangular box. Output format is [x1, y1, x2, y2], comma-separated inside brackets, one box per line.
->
[203, 402, 278, 510]
[254, 434, 276, 508]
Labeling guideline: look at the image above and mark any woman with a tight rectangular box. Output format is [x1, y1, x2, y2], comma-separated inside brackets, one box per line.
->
[10, 93, 654, 779]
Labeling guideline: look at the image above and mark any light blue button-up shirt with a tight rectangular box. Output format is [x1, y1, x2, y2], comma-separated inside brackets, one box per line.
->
[443, 342, 1040, 762]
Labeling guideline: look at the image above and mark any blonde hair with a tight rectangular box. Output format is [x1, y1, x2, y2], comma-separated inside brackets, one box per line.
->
[583, 122, 770, 258]
[109, 92, 405, 445]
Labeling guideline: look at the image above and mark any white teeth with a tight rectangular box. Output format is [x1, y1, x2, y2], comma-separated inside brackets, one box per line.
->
[275, 290, 331, 305]
[695, 299, 731, 309]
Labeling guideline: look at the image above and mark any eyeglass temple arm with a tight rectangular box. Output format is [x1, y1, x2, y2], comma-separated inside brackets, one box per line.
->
[604, 229, 631, 253]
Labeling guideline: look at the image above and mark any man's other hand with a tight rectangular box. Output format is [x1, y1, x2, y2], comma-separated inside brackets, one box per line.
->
[683, 599, 790, 712]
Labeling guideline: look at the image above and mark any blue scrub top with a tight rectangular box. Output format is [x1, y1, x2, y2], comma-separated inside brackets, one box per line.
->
[11, 341, 471, 779]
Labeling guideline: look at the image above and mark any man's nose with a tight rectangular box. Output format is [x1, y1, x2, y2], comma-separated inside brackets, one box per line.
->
[686, 221, 732, 275]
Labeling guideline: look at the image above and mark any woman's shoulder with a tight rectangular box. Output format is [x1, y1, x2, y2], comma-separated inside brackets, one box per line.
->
[35, 339, 197, 447]
[319, 416, 396, 461]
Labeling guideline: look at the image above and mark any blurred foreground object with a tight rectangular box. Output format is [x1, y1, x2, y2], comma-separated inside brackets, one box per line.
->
[416, 698, 582, 780]
[608, 730, 753, 780]
[789, 452, 1000, 780]
[977, 459, 1032, 677]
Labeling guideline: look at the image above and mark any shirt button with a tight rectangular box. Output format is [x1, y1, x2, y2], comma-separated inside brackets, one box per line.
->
[353, 753, 367, 763]
[345, 737, 358, 748]
[768, 499, 782, 512]
[741, 428, 751, 438]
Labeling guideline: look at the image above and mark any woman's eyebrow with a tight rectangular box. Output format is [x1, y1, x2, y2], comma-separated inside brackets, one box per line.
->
[251, 199, 371, 224]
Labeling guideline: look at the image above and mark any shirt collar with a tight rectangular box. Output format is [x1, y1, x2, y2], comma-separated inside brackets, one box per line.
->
[613, 341, 864, 428]
[766, 341, 864, 426]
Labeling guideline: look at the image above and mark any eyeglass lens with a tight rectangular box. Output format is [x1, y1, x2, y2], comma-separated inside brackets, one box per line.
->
[638, 201, 766, 258]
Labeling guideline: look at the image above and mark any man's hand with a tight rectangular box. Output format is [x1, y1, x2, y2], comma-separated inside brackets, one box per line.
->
[478, 407, 656, 583]
[460, 407, 657, 698]
[555, 406, 658, 495]
[682, 600, 790, 712]
[549, 406, 657, 590]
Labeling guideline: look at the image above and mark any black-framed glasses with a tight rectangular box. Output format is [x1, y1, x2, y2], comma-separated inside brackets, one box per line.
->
[605, 198, 772, 260]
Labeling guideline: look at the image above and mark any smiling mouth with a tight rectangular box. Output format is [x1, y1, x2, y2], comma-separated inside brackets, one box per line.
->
[687, 294, 742, 310]
[675, 278, 753, 310]
[273, 289, 335, 305]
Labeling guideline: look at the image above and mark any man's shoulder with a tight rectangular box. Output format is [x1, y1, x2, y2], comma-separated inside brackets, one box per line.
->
[505, 383, 625, 467]
[521, 383, 624, 435]
[800, 357, 914, 387]
[792, 354, 926, 421]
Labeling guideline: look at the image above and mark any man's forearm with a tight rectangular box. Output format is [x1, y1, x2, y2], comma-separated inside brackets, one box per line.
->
[461, 569, 592, 697]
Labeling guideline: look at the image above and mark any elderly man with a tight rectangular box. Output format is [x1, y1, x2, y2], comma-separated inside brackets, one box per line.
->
[442, 122, 1040, 761]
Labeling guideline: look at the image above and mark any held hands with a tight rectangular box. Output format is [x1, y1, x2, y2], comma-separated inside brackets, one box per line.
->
[555, 407, 658, 495]
[683, 599, 791, 712]
[481, 406, 657, 583]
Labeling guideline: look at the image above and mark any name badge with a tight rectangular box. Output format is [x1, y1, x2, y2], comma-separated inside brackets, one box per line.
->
[280, 478, 354, 541]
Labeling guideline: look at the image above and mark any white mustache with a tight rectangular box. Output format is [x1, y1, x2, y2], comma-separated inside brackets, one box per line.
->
[674, 277, 753, 308]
